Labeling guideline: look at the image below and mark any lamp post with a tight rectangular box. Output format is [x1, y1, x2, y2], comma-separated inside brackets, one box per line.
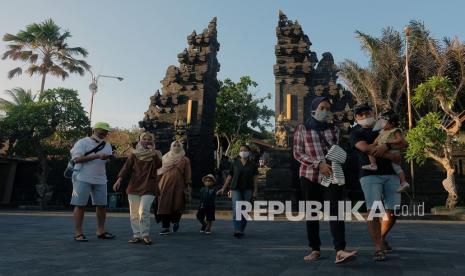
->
[88, 70, 124, 123]
[404, 26, 415, 199]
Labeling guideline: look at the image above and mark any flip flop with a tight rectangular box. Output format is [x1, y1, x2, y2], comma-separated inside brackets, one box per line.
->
[304, 251, 321, 262]
[142, 236, 153, 245]
[74, 234, 88, 242]
[97, 232, 115, 240]
[335, 251, 357, 264]
[373, 250, 386, 261]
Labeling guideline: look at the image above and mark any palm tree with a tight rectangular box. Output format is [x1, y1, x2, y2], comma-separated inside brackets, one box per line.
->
[407, 21, 465, 114]
[0, 87, 36, 156]
[0, 87, 36, 112]
[2, 19, 90, 94]
[340, 21, 465, 121]
[339, 27, 405, 116]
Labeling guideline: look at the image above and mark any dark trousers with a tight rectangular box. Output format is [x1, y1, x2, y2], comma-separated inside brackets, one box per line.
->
[160, 212, 182, 228]
[300, 177, 346, 252]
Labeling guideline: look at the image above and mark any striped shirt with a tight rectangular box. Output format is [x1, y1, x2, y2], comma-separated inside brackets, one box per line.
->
[293, 124, 340, 183]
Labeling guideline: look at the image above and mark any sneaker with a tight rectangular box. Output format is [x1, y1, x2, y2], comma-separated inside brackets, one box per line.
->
[362, 164, 378, 171]
[205, 228, 212, 234]
[159, 228, 171, 235]
[233, 231, 244, 238]
[200, 224, 207, 233]
[397, 182, 410, 193]
[172, 223, 180, 233]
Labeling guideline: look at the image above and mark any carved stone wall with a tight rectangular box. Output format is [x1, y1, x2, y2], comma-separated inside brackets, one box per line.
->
[139, 18, 220, 188]
[274, 11, 356, 135]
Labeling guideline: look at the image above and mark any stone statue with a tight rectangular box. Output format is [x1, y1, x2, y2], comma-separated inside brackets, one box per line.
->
[275, 113, 289, 148]
[314, 85, 325, 97]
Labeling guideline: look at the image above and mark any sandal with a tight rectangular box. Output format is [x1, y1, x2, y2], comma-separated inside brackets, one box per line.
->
[382, 240, 393, 252]
[303, 251, 321, 262]
[373, 250, 386, 261]
[335, 250, 357, 264]
[142, 236, 153, 245]
[74, 234, 88, 242]
[97, 232, 116, 240]
[128, 237, 142, 243]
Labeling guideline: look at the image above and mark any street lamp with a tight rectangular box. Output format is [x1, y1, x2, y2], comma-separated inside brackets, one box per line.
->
[404, 26, 415, 199]
[88, 70, 124, 123]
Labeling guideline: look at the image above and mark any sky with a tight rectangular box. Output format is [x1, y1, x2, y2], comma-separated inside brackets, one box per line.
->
[1, 0, 465, 128]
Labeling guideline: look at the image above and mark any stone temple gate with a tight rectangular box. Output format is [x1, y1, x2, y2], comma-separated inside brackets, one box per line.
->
[265, 11, 356, 201]
[138, 13, 355, 193]
[139, 18, 220, 188]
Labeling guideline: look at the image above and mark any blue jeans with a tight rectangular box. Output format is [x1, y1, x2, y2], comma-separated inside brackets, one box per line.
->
[231, 189, 253, 232]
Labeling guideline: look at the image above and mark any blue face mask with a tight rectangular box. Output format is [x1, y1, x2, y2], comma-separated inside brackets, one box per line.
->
[312, 110, 333, 122]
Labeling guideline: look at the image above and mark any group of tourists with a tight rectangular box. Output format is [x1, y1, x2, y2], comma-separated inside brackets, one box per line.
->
[69, 125, 258, 243]
[293, 96, 408, 263]
[69, 96, 408, 264]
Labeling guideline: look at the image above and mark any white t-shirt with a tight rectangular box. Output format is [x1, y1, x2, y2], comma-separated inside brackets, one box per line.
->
[70, 137, 113, 184]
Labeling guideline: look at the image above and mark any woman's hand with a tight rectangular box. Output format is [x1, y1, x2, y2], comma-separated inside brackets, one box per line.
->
[185, 185, 192, 202]
[319, 162, 332, 177]
[217, 187, 225, 196]
[112, 178, 122, 191]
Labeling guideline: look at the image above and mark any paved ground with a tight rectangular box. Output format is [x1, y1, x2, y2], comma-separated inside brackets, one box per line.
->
[1, 212, 465, 276]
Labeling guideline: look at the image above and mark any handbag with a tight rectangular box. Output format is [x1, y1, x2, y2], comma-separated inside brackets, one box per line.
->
[64, 141, 106, 179]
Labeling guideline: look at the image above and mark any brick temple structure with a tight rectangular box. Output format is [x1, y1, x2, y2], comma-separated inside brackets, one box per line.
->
[139, 17, 220, 188]
[274, 10, 355, 132]
[265, 11, 357, 202]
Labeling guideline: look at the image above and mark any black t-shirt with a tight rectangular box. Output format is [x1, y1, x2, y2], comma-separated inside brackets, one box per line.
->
[349, 127, 396, 178]
[229, 159, 259, 191]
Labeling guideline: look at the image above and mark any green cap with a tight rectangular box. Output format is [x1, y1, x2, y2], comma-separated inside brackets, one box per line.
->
[92, 122, 111, 131]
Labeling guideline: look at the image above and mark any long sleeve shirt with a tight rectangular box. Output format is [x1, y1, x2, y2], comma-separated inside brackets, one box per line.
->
[293, 124, 340, 183]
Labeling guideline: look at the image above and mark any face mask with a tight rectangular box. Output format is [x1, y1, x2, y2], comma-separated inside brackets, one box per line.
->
[172, 143, 182, 153]
[372, 118, 387, 132]
[312, 110, 333, 122]
[141, 141, 153, 149]
[239, 151, 250, 158]
[357, 117, 376, 128]
[92, 134, 104, 143]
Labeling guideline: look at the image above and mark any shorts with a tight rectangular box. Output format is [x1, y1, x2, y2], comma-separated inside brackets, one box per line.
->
[196, 206, 216, 221]
[359, 175, 400, 210]
[70, 175, 108, 206]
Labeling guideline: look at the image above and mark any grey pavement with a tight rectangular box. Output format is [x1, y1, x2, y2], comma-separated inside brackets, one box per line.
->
[1, 212, 465, 276]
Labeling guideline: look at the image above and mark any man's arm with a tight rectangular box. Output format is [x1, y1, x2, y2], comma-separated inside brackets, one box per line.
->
[354, 141, 376, 154]
[74, 153, 108, 164]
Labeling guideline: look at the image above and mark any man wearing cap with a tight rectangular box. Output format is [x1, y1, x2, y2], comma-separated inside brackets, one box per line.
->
[349, 103, 404, 261]
[70, 122, 115, 242]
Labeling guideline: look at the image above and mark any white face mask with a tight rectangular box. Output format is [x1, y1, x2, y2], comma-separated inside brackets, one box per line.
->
[312, 110, 333, 123]
[372, 118, 387, 131]
[357, 117, 376, 128]
[239, 151, 250, 158]
[92, 134, 104, 143]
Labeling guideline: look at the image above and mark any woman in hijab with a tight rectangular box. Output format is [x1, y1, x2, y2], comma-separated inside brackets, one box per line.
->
[293, 96, 357, 264]
[113, 132, 162, 245]
[157, 140, 192, 235]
